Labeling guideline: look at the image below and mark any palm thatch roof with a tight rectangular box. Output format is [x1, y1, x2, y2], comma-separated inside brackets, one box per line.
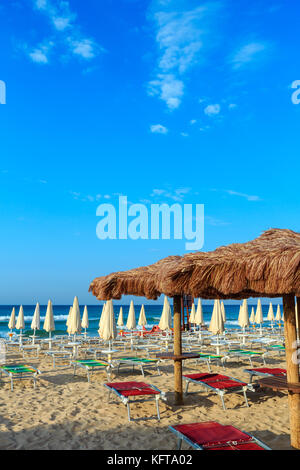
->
[89, 228, 300, 300]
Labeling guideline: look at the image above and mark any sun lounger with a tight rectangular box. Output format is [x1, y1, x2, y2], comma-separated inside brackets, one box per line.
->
[227, 349, 268, 366]
[104, 381, 166, 421]
[183, 373, 253, 410]
[43, 350, 73, 368]
[113, 357, 161, 377]
[0, 364, 41, 391]
[244, 367, 286, 383]
[169, 421, 271, 450]
[266, 344, 285, 355]
[19, 344, 41, 359]
[71, 359, 112, 382]
[193, 353, 228, 372]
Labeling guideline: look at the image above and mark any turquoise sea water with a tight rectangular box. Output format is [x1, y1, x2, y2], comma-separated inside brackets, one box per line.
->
[0, 303, 283, 339]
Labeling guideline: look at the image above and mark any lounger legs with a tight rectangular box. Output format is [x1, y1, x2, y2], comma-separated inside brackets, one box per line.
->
[127, 403, 131, 421]
[156, 396, 160, 421]
[177, 438, 182, 450]
[184, 381, 189, 395]
[220, 393, 226, 410]
[243, 389, 249, 407]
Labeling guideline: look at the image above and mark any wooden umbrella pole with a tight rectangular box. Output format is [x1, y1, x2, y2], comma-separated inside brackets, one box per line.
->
[173, 295, 183, 405]
[296, 297, 300, 340]
[283, 294, 300, 449]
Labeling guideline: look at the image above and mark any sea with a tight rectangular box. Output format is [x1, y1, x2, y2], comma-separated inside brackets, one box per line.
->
[0, 303, 283, 339]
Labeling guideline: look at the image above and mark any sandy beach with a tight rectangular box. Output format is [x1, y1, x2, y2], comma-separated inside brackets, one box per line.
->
[0, 346, 292, 450]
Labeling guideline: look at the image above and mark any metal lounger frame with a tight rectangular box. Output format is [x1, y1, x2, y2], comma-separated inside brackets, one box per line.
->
[168, 425, 271, 450]
[183, 374, 254, 410]
[0, 366, 41, 391]
[104, 383, 165, 422]
[72, 361, 112, 382]
[114, 359, 161, 377]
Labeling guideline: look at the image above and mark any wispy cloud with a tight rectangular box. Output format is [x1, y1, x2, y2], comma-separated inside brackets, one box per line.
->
[225, 190, 261, 202]
[147, 1, 221, 110]
[231, 42, 267, 69]
[150, 187, 191, 201]
[27, 0, 103, 64]
[204, 103, 221, 116]
[150, 124, 168, 134]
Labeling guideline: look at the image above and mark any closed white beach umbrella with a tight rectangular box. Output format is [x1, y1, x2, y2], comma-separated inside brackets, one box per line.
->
[16, 305, 25, 330]
[238, 299, 249, 329]
[195, 299, 205, 339]
[43, 299, 55, 339]
[159, 296, 172, 331]
[68, 296, 81, 336]
[209, 300, 224, 354]
[138, 304, 147, 326]
[31, 303, 40, 343]
[250, 307, 255, 324]
[117, 307, 124, 327]
[126, 300, 136, 330]
[100, 300, 117, 342]
[255, 299, 264, 335]
[221, 301, 226, 323]
[209, 300, 224, 336]
[16, 305, 25, 345]
[275, 304, 281, 322]
[189, 303, 196, 324]
[81, 305, 89, 329]
[195, 299, 204, 326]
[99, 300, 117, 360]
[126, 300, 136, 349]
[8, 307, 16, 331]
[267, 303, 275, 328]
[238, 299, 249, 344]
[138, 304, 147, 337]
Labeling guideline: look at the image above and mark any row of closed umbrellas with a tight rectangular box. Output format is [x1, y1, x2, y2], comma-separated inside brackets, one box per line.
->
[7, 297, 286, 340]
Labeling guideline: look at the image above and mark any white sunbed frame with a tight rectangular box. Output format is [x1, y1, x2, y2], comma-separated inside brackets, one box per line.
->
[168, 424, 271, 450]
[183, 374, 255, 410]
[104, 382, 166, 422]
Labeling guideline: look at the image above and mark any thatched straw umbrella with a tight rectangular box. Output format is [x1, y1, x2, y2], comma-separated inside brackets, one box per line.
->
[89, 228, 300, 448]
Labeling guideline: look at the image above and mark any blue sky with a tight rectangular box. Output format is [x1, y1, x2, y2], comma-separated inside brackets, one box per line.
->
[0, 0, 299, 305]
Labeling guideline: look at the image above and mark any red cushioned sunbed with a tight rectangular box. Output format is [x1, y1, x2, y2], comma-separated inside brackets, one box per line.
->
[183, 373, 254, 410]
[169, 421, 271, 450]
[244, 367, 286, 383]
[104, 381, 166, 421]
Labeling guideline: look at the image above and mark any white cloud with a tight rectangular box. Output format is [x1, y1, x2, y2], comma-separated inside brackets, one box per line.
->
[150, 124, 168, 134]
[226, 190, 261, 202]
[190, 119, 197, 124]
[148, 2, 220, 109]
[150, 186, 191, 201]
[148, 74, 184, 110]
[231, 42, 267, 69]
[28, 0, 102, 64]
[180, 132, 189, 137]
[204, 103, 221, 116]
[228, 103, 237, 109]
[67, 38, 99, 59]
[29, 48, 49, 63]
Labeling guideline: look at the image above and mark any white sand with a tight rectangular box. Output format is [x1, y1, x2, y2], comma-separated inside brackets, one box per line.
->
[0, 347, 292, 450]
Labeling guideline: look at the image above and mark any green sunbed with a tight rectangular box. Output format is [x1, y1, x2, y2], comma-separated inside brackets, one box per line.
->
[193, 352, 228, 372]
[227, 349, 268, 366]
[71, 359, 112, 382]
[0, 364, 41, 391]
[114, 357, 161, 377]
